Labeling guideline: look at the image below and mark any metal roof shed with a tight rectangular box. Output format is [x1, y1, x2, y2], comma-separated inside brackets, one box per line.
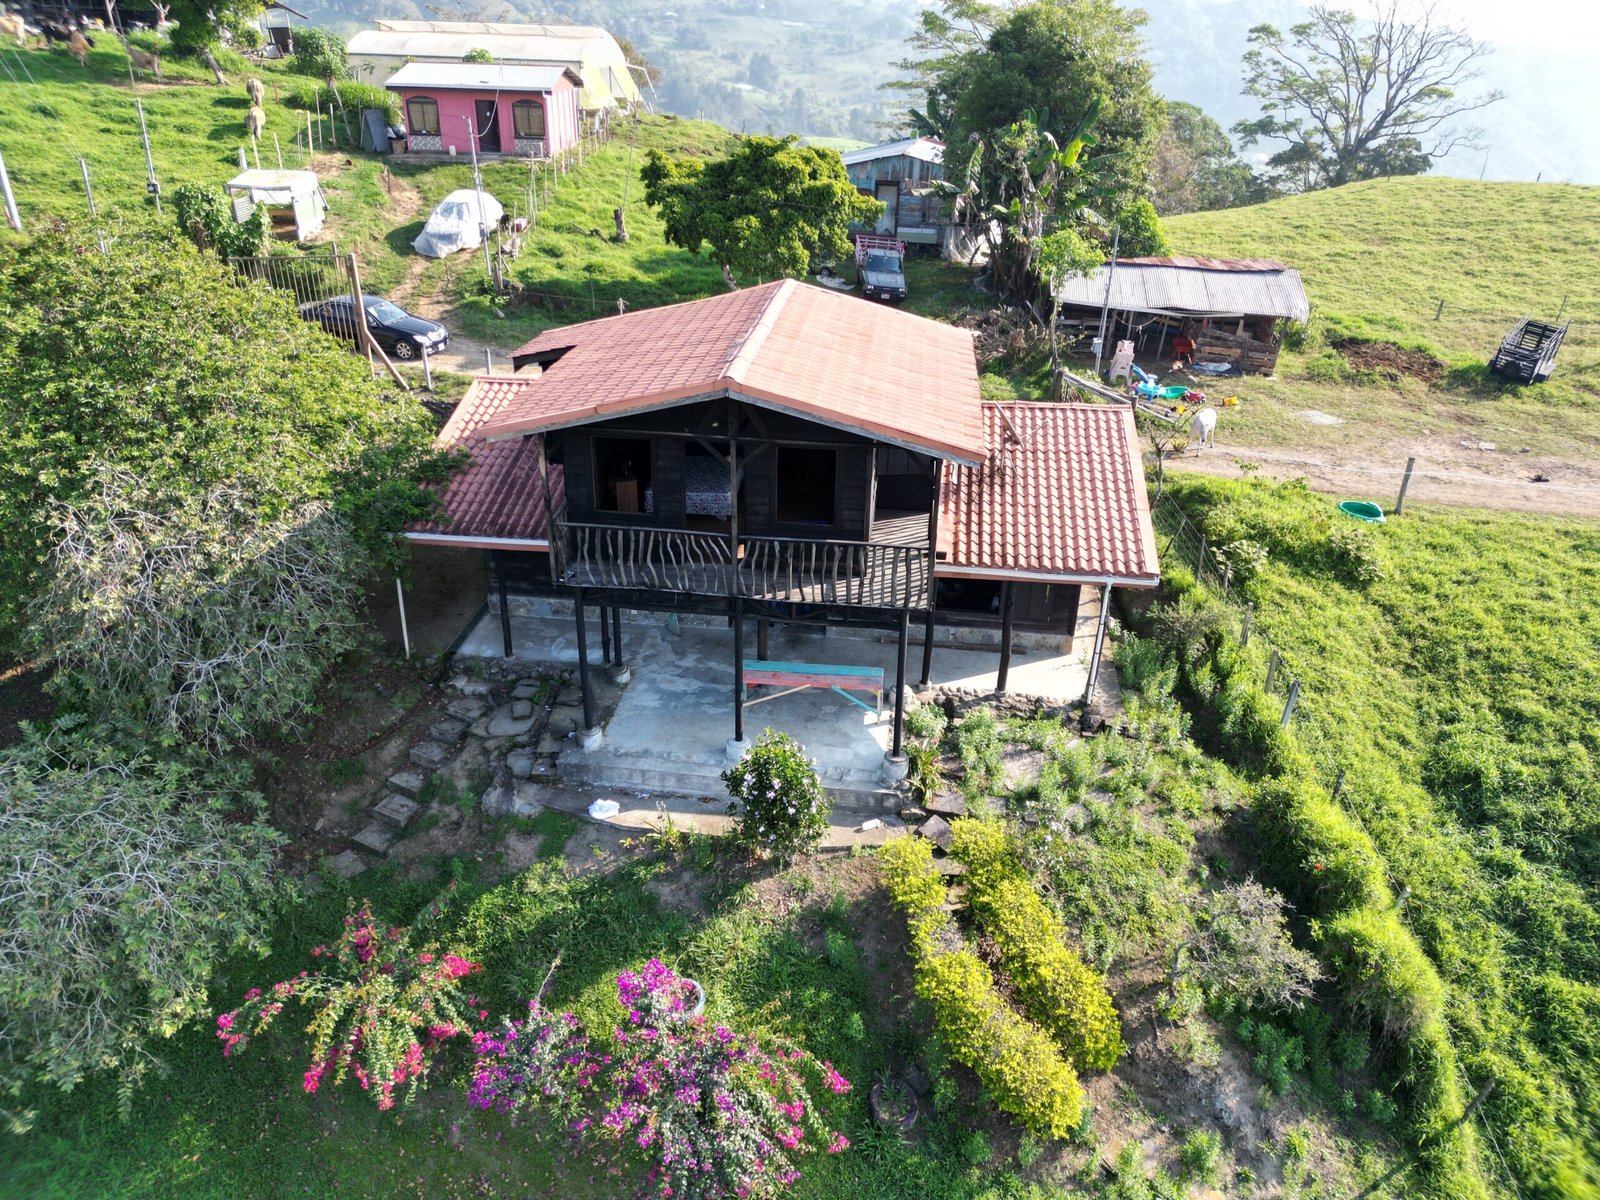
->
[223, 169, 326, 240]
[1053, 258, 1310, 322]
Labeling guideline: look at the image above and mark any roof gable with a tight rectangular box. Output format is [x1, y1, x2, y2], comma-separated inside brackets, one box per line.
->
[477, 281, 986, 463]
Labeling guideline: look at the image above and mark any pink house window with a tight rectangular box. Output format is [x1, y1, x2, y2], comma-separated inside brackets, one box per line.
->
[512, 100, 545, 138]
[406, 96, 440, 136]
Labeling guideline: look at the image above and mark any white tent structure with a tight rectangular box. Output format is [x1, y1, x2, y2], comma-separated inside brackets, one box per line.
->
[223, 169, 327, 240]
[414, 188, 505, 258]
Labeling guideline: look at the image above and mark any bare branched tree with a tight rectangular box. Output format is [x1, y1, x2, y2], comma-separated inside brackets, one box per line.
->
[29, 473, 367, 753]
[1173, 881, 1323, 1011]
[1234, 2, 1504, 191]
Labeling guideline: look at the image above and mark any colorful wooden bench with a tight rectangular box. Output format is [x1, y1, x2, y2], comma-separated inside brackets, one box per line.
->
[742, 660, 884, 718]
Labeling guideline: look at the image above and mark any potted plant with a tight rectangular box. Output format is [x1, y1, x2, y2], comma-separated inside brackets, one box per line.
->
[869, 1070, 920, 1133]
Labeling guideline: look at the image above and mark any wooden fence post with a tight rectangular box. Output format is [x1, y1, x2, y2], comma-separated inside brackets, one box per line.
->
[1331, 768, 1345, 802]
[1396, 457, 1416, 514]
[1280, 679, 1300, 727]
[1241, 602, 1254, 646]
[1196, 532, 1207, 584]
[1266, 649, 1280, 691]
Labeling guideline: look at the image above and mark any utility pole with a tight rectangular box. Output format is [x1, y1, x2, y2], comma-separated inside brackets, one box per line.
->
[1092, 224, 1121, 379]
[0, 148, 20, 232]
[465, 116, 492, 280]
[136, 98, 161, 212]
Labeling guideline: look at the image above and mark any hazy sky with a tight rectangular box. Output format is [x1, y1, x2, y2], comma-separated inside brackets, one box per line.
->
[1315, 0, 1600, 47]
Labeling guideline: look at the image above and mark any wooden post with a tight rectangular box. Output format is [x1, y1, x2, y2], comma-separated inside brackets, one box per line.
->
[1331, 768, 1345, 802]
[892, 607, 910, 757]
[484, 348, 493, 374]
[1434, 298, 1444, 321]
[611, 606, 623, 672]
[496, 554, 513, 659]
[732, 595, 746, 745]
[1196, 531, 1208, 584]
[756, 619, 769, 661]
[1396, 457, 1416, 514]
[347, 254, 409, 389]
[574, 589, 595, 732]
[996, 582, 1015, 694]
[1266, 649, 1280, 691]
[599, 602, 612, 664]
[421, 347, 433, 390]
[1241, 602, 1254, 646]
[273, 133, 284, 171]
[1280, 679, 1300, 727]
[395, 576, 411, 659]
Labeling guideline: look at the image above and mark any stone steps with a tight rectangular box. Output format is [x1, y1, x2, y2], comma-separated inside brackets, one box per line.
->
[563, 753, 902, 812]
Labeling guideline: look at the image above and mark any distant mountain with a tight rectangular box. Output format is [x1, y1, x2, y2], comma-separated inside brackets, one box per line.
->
[297, 0, 1599, 183]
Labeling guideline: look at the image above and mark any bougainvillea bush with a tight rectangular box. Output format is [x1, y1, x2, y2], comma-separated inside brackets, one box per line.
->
[217, 900, 482, 1111]
[469, 958, 851, 1200]
[722, 729, 831, 861]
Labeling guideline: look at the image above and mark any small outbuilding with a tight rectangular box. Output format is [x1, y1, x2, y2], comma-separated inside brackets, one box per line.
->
[222, 169, 327, 241]
[1053, 256, 1311, 375]
[841, 137, 953, 249]
[386, 62, 583, 159]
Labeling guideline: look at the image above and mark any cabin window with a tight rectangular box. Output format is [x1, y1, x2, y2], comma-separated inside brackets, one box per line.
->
[512, 99, 545, 138]
[593, 436, 652, 514]
[775, 446, 837, 526]
[406, 96, 440, 136]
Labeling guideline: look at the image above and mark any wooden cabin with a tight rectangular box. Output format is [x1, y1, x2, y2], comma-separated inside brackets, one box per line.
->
[408, 282, 1160, 774]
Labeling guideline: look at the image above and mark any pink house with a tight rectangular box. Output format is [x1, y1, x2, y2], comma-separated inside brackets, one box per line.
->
[385, 62, 582, 158]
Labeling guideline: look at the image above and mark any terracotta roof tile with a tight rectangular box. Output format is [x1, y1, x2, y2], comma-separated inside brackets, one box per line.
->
[939, 403, 1159, 585]
[476, 280, 986, 462]
[410, 375, 562, 544]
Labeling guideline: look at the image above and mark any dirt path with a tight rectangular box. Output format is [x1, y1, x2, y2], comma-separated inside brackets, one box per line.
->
[1171, 436, 1600, 518]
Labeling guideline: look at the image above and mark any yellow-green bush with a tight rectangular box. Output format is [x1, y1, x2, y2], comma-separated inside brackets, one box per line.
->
[915, 951, 1085, 1139]
[878, 834, 1086, 1139]
[951, 819, 1125, 1071]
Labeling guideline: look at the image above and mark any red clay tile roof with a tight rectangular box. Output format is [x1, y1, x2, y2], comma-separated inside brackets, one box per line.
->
[409, 375, 563, 544]
[477, 280, 986, 463]
[938, 403, 1160, 586]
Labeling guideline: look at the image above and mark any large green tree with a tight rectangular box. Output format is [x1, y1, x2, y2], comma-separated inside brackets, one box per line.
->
[0, 219, 454, 658]
[641, 136, 881, 289]
[1150, 102, 1272, 215]
[936, 0, 1165, 211]
[1234, 3, 1503, 191]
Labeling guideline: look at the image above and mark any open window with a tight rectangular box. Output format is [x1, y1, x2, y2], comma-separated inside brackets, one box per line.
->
[775, 446, 837, 526]
[405, 95, 440, 136]
[512, 99, 546, 138]
[593, 436, 651, 514]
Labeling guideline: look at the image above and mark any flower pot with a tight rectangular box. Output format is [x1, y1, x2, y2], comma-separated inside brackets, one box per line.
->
[682, 978, 706, 1019]
[868, 1077, 920, 1133]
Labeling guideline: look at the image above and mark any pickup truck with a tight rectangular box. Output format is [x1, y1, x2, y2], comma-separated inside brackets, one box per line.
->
[854, 235, 908, 303]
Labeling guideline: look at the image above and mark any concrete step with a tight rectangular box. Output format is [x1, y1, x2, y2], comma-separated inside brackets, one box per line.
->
[562, 751, 903, 812]
[373, 793, 420, 830]
[352, 822, 396, 856]
[386, 770, 426, 800]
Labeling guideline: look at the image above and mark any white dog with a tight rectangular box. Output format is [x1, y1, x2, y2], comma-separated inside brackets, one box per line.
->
[1189, 406, 1217, 451]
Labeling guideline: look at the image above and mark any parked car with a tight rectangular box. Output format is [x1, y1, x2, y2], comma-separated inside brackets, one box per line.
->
[298, 295, 449, 361]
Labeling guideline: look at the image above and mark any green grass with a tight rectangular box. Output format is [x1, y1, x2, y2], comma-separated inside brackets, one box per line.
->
[1163, 178, 1600, 459]
[1161, 475, 1600, 1199]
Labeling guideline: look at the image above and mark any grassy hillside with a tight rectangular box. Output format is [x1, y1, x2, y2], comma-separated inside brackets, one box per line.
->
[1164, 178, 1600, 459]
[1161, 475, 1600, 1199]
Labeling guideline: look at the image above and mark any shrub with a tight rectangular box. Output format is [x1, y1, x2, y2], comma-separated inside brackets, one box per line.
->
[904, 702, 949, 745]
[877, 835, 949, 954]
[1179, 1129, 1223, 1185]
[954, 708, 1004, 796]
[468, 1002, 594, 1119]
[462, 46, 494, 63]
[1318, 908, 1446, 1040]
[284, 78, 400, 124]
[915, 951, 1085, 1138]
[171, 183, 269, 259]
[289, 26, 347, 79]
[1114, 196, 1172, 258]
[0, 729, 282, 1125]
[1252, 775, 1392, 914]
[218, 900, 482, 1111]
[1113, 634, 1174, 697]
[723, 729, 830, 860]
[952, 820, 1125, 1071]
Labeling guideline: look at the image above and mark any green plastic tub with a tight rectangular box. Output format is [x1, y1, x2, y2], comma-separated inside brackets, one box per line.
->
[1337, 500, 1386, 524]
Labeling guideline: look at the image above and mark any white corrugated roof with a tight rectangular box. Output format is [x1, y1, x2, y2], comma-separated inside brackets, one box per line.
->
[841, 137, 944, 167]
[384, 61, 579, 92]
[375, 19, 606, 39]
[1054, 259, 1310, 321]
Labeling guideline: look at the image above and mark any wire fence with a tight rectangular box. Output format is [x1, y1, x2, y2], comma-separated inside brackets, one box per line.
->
[1148, 489, 1309, 731]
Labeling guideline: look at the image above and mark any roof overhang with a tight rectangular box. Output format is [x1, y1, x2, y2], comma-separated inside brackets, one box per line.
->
[933, 564, 1159, 589]
[405, 532, 550, 551]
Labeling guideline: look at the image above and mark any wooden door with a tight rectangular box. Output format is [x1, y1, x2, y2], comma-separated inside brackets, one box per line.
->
[474, 100, 499, 154]
[874, 180, 898, 233]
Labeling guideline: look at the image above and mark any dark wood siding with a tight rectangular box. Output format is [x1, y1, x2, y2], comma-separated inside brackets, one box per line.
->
[488, 548, 555, 594]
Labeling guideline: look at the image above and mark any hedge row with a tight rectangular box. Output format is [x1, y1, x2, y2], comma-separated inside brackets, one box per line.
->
[949, 820, 1125, 1072]
[877, 837, 1084, 1138]
[1134, 566, 1489, 1199]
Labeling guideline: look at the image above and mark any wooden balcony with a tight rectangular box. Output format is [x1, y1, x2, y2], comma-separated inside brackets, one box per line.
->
[557, 521, 930, 611]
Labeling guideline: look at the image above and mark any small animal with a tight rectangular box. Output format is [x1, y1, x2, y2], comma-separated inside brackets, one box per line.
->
[245, 76, 264, 105]
[124, 38, 160, 80]
[1188, 406, 1218, 451]
[66, 29, 92, 65]
[245, 104, 266, 139]
[0, 12, 27, 45]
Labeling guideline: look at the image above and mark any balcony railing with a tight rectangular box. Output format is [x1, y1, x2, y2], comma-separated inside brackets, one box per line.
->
[558, 522, 929, 610]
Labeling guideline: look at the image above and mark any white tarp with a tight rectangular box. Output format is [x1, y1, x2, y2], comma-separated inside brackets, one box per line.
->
[413, 188, 505, 258]
[223, 169, 327, 240]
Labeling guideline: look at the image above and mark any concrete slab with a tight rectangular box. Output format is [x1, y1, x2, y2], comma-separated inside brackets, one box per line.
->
[352, 823, 396, 855]
[373, 793, 420, 830]
[455, 589, 1118, 805]
[386, 770, 425, 800]
[326, 849, 368, 879]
